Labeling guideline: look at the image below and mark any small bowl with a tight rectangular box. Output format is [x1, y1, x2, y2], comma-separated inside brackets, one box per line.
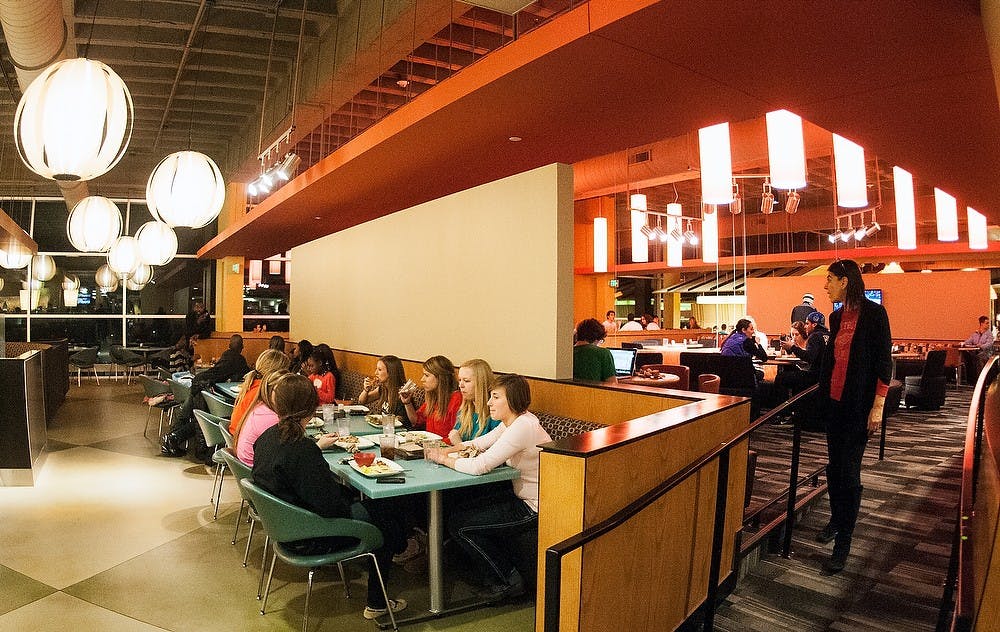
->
[353, 451, 376, 467]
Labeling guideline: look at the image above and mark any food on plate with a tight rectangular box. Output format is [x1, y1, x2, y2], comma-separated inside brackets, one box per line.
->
[635, 367, 662, 379]
[358, 458, 394, 476]
[455, 445, 479, 459]
[365, 414, 381, 425]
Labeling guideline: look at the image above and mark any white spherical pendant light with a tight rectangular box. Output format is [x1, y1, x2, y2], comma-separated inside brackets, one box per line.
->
[0, 241, 32, 269]
[31, 254, 56, 281]
[135, 221, 177, 265]
[130, 263, 153, 287]
[0, 278, 4, 292]
[67, 196, 122, 252]
[146, 151, 225, 228]
[14, 58, 133, 181]
[107, 236, 140, 278]
[95, 264, 118, 289]
[125, 277, 147, 291]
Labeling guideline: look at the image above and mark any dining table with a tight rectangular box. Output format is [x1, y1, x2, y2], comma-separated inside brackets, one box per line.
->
[214, 380, 243, 401]
[322, 442, 519, 625]
[620, 374, 681, 387]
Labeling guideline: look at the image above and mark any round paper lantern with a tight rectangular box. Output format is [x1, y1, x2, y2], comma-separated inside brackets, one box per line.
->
[62, 274, 80, 290]
[130, 263, 153, 287]
[135, 221, 177, 265]
[0, 278, 4, 292]
[107, 236, 140, 278]
[14, 58, 133, 181]
[146, 151, 225, 228]
[67, 196, 122, 252]
[0, 241, 32, 269]
[125, 277, 147, 291]
[95, 264, 118, 289]
[31, 254, 56, 281]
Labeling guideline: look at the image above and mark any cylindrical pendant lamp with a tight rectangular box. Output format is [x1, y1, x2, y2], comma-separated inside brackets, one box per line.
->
[934, 188, 958, 242]
[893, 166, 916, 250]
[833, 134, 868, 207]
[630, 210, 648, 263]
[968, 207, 987, 250]
[702, 206, 718, 264]
[593, 217, 608, 273]
[765, 110, 806, 189]
[699, 123, 734, 204]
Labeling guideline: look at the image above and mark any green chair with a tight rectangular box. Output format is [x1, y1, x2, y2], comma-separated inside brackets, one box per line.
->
[69, 346, 100, 386]
[203, 390, 235, 419]
[217, 449, 268, 586]
[110, 345, 146, 384]
[240, 479, 398, 632]
[194, 409, 229, 519]
[139, 375, 177, 439]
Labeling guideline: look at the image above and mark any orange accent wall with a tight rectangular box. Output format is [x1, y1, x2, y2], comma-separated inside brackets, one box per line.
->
[747, 270, 992, 340]
[574, 196, 616, 325]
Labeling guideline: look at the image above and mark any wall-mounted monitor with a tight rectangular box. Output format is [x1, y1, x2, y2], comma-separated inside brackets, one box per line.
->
[834, 288, 883, 311]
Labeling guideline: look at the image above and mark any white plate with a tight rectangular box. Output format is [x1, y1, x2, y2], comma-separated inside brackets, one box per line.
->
[306, 417, 325, 429]
[395, 430, 442, 444]
[366, 417, 404, 429]
[344, 405, 369, 415]
[333, 435, 375, 451]
[349, 457, 403, 478]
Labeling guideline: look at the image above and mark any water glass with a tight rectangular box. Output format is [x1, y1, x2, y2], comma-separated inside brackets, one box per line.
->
[379, 434, 397, 460]
[321, 404, 336, 424]
[335, 416, 350, 438]
[423, 440, 442, 467]
[382, 414, 396, 436]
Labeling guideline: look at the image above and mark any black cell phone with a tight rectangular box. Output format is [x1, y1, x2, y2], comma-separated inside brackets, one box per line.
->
[377, 476, 405, 484]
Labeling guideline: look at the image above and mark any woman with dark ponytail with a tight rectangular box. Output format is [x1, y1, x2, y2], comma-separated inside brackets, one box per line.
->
[251, 373, 408, 620]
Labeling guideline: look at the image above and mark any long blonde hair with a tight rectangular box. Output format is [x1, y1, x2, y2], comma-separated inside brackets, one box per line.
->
[456, 359, 494, 439]
[232, 365, 288, 448]
[234, 349, 289, 411]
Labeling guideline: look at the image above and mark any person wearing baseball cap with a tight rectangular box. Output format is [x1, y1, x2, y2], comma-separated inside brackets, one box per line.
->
[775, 309, 830, 403]
[791, 292, 816, 323]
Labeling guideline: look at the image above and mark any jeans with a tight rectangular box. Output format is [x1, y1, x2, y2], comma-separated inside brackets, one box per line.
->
[168, 390, 206, 442]
[448, 484, 538, 585]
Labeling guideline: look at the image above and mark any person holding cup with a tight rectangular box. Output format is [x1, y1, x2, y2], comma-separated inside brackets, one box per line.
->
[427, 374, 552, 601]
[358, 355, 410, 428]
[252, 373, 408, 620]
[447, 358, 501, 445]
[401, 355, 462, 440]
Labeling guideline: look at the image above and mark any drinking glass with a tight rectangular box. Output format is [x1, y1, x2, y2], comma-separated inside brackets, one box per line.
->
[382, 414, 396, 436]
[423, 440, 442, 467]
[322, 404, 336, 425]
[379, 434, 397, 460]
[335, 416, 350, 438]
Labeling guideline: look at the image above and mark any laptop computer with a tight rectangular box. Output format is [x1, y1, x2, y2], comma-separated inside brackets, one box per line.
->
[609, 348, 638, 377]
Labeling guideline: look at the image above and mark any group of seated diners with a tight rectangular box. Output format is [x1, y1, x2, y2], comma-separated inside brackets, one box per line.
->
[213, 344, 551, 620]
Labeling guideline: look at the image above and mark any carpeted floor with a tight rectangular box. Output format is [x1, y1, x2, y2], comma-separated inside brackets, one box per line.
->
[715, 386, 970, 631]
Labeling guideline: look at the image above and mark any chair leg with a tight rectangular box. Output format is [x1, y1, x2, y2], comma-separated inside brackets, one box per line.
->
[302, 568, 315, 632]
[93, 367, 100, 385]
[337, 562, 350, 598]
[257, 535, 270, 599]
[77, 367, 82, 387]
[368, 552, 398, 631]
[213, 465, 226, 520]
[232, 499, 246, 545]
[243, 517, 256, 567]
[260, 548, 278, 613]
[144, 407, 153, 438]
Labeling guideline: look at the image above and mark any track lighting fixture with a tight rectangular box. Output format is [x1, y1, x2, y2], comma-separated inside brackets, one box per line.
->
[828, 230, 841, 243]
[784, 190, 801, 214]
[730, 181, 743, 214]
[864, 221, 881, 237]
[640, 224, 655, 240]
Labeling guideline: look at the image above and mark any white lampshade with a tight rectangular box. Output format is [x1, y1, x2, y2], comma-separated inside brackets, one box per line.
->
[95, 264, 118, 289]
[893, 167, 916, 250]
[765, 110, 806, 189]
[630, 210, 649, 263]
[702, 206, 718, 263]
[248, 259, 263, 289]
[31, 254, 56, 281]
[0, 278, 3, 292]
[67, 196, 122, 252]
[284, 259, 292, 284]
[63, 288, 79, 307]
[833, 134, 868, 208]
[934, 188, 959, 242]
[630, 193, 647, 212]
[107, 236, 140, 278]
[0, 240, 32, 269]
[699, 122, 734, 204]
[135, 221, 178, 266]
[130, 263, 153, 287]
[593, 217, 608, 273]
[968, 207, 987, 250]
[125, 277, 147, 291]
[62, 274, 80, 290]
[14, 58, 133, 181]
[146, 151, 226, 228]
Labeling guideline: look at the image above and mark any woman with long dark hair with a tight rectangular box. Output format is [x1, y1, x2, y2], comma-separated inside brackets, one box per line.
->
[817, 259, 892, 573]
[358, 355, 409, 427]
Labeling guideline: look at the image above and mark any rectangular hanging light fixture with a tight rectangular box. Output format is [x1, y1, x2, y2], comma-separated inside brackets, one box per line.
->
[593, 217, 608, 272]
[833, 134, 868, 207]
[934, 188, 959, 241]
[765, 110, 806, 189]
[666, 203, 682, 267]
[284, 259, 292, 285]
[968, 207, 987, 250]
[248, 259, 263, 289]
[893, 166, 916, 249]
[702, 206, 718, 263]
[699, 123, 734, 204]
[630, 210, 648, 263]
[630, 193, 647, 212]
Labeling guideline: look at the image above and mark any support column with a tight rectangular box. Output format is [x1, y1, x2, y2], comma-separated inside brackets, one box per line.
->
[213, 183, 247, 332]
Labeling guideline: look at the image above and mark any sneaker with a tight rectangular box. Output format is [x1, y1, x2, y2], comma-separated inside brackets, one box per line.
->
[480, 568, 526, 603]
[815, 522, 838, 544]
[363, 598, 407, 620]
[392, 535, 424, 564]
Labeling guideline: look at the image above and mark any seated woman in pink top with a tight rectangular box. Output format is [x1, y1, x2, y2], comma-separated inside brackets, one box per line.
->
[234, 370, 335, 466]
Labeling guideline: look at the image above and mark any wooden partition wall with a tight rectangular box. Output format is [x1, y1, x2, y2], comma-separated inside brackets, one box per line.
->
[537, 395, 750, 631]
[606, 328, 714, 347]
[192, 332, 287, 368]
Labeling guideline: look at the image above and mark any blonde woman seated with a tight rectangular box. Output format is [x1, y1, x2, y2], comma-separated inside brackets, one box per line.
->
[229, 349, 290, 434]
[427, 374, 552, 601]
[251, 373, 407, 620]
[400, 355, 462, 440]
[234, 370, 337, 466]
[448, 358, 501, 445]
[358, 355, 409, 427]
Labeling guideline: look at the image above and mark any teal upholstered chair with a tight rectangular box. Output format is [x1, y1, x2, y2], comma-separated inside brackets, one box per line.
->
[139, 375, 177, 439]
[239, 479, 397, 632]
[203, 389, 235, 419]
[69, 346, 100, 386]
[217, 449, 270, 597]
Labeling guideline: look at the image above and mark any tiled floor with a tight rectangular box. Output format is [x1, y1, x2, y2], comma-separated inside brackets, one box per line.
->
[0, 382, 534, 631]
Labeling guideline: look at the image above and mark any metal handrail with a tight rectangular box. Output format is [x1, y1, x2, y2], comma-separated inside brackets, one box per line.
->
[543, 384, 819, 632]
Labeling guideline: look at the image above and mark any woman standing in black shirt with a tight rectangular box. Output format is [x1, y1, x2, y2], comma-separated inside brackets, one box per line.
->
[817, 259, 892, 573]
[252, 373, 407, 620]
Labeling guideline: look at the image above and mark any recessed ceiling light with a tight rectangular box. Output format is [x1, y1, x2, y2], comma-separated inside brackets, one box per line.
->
[961, 267, 978, 272]
[508, 136, 522, 142]
[314, 216, 321, 220]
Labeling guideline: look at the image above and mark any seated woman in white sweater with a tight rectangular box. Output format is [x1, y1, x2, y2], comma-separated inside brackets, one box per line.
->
[427, 373, 551, 601]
